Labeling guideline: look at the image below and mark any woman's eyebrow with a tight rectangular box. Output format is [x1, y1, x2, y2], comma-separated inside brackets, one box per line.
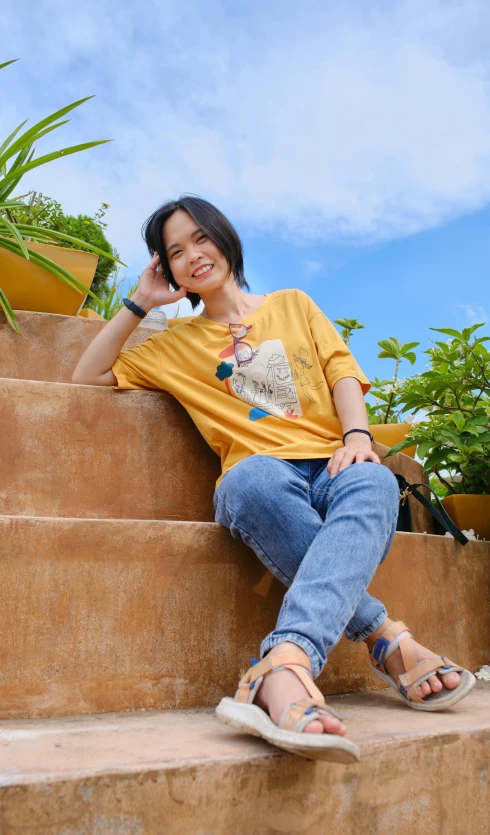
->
[166, 228, 202, 252]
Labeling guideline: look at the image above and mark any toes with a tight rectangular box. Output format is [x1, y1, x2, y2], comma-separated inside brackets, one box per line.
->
[417, 680, 432, 697]
[304, 715, 346, 736]
[303, 718, 324, 735]
[320, 715, 347, 736]
[417, 671, 460, 699]
[441, 671, 460, 690]
[428, 675, 443, 693]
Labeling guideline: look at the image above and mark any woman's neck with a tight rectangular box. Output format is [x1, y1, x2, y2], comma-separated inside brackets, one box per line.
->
[200, 282, 266, 323]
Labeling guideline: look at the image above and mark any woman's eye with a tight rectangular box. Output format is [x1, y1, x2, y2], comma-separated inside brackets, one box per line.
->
[197, 234, 207, 242]
[171, 250, 182, 258]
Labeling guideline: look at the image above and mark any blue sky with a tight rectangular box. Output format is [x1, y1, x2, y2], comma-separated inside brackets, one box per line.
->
[2, 0, 489, 381]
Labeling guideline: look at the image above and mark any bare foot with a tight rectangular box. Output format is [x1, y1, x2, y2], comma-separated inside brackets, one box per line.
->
[254, 642, 347, 736]
[366, 619, 461, 698]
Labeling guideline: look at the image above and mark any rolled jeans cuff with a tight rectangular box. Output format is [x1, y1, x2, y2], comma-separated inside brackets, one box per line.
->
[345, 608, 388, 643]
[260, 632, 323, 679]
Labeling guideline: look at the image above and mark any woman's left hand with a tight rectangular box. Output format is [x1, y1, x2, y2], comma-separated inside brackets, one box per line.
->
[327, 438, 381, 477]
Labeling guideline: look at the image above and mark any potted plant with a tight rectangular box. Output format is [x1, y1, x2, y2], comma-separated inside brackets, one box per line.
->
[387, 324, 490, 539]
[0, 59, 123, 333]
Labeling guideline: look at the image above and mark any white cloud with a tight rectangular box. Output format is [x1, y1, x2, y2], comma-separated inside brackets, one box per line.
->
[456, 303, 488, 324]
[304, 261, 323, 275]
[3, 0, 490, 278]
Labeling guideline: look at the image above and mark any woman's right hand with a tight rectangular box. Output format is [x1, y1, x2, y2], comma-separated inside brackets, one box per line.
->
[131, 253, 187, 312]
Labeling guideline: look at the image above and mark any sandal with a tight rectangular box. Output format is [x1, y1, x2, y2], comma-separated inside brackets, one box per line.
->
[215, 649, 360, 763]
[369, 621, 476, 711]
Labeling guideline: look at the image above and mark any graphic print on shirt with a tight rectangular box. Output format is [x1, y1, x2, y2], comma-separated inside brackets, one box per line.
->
[292, 347, 325, 402]
[215, 338, 303, 420]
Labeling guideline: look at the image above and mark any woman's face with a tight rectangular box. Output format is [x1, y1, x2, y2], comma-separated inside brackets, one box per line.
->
[163, 209, 231, 294]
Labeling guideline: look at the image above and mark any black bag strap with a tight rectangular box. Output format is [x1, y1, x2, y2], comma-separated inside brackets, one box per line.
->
[397, 477, 469, 546]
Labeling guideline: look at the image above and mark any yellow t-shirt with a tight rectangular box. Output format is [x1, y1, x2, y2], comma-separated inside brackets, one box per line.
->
[112, 289, 370, 485]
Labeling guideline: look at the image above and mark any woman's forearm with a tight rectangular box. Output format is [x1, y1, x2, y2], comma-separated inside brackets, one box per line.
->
[332, 377, 369, 436]
[72, 291, 152, 386]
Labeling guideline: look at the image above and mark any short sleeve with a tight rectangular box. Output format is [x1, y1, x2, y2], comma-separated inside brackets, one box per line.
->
[307, 304, 370, 395]
[112, 334, 165, 391]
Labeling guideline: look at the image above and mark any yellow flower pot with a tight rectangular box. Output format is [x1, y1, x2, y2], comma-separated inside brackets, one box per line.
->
[369, 423, 416, 458]
[78, 308, 104, 320]
[0, 240, 98, 316]
[441, 495, 490, 540]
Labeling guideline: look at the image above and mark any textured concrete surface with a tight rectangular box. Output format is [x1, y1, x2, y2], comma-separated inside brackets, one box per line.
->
[0, 310, 162, 383]
[1, 377, 433, 530]
[0, 686, 488, 834]
[0, 516, 488, 719]
[2, 378, 220, 522]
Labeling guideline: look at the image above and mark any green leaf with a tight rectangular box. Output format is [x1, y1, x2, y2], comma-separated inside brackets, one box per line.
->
[0, 59, 19, 71]
[465, 415, 488, 428]
[402, 342, 420, 352]
[467, 323, 485, 337]
[0, 141, 112, 201]
[384, 437, 417, 457]
[14, 225, 126, 265]
[415, 440, 433, 459]
[451, 412, 466, 431]
[0, 96, 96, 169]
[0, 119, 28, 159]
[430, 327, 462, 338]
[424, 449, 450, 471]
[0, 216, 29, 258]
[0, 199, 29, 209]
[404, 351, 417, 365]
[0, 287, 20, 333]
[447, 452, 465, 463]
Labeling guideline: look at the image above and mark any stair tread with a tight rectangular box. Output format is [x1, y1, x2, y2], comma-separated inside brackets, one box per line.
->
[2, 685, 488, 786]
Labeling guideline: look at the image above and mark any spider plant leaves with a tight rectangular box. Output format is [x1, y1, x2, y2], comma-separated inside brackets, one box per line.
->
[0, 287, 20, 333]
[0, 215, 30, 258]
[0, 141, 112, 201]
[0, 96, 96, 169]
[13, 225, 126, 265]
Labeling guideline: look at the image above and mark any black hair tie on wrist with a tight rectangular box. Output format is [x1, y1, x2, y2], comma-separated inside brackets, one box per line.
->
[342, 428, 374, 444]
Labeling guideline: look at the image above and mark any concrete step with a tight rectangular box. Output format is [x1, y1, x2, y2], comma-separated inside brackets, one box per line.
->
[0, 686, 488, 834]
[0, 310, 162, 384]
[2, 377, 433, 529]
[0, 515, 488, 720]
[3, 377, 219, 522]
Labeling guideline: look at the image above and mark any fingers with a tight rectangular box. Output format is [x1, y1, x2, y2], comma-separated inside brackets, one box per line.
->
[327, 446, 381, 477]
[328, 449, 355, 477]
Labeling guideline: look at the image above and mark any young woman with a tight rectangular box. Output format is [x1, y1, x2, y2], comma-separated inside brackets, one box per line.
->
[73, 196, 475, 763]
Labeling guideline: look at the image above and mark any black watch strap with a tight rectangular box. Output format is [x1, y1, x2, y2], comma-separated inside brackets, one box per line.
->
[123, 298, 148, 319]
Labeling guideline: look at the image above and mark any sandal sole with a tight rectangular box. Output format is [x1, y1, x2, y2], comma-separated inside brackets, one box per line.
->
[215, 698, 360, 763]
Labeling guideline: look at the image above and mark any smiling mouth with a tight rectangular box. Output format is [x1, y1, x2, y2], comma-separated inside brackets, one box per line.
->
[192, 264, 214, 279]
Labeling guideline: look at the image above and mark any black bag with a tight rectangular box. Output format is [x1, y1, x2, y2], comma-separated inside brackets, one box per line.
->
[395, 474, 469, 546]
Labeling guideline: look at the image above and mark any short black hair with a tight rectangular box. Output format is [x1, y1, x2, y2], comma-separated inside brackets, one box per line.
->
[142, 194, 249, 310]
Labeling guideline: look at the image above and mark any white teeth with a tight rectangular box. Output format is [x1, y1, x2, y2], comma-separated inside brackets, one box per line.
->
[193, 264, 212, 277]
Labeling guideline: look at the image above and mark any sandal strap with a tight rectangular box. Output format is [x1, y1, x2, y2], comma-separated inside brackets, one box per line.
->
[235, 650, 323, 705]
[370, 621, 410, 667]
[399, 656, 464, 703]
[279, 697, 341, 732]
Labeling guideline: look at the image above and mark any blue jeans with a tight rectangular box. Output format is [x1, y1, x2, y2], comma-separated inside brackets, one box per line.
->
[214, 456, 400, 678]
